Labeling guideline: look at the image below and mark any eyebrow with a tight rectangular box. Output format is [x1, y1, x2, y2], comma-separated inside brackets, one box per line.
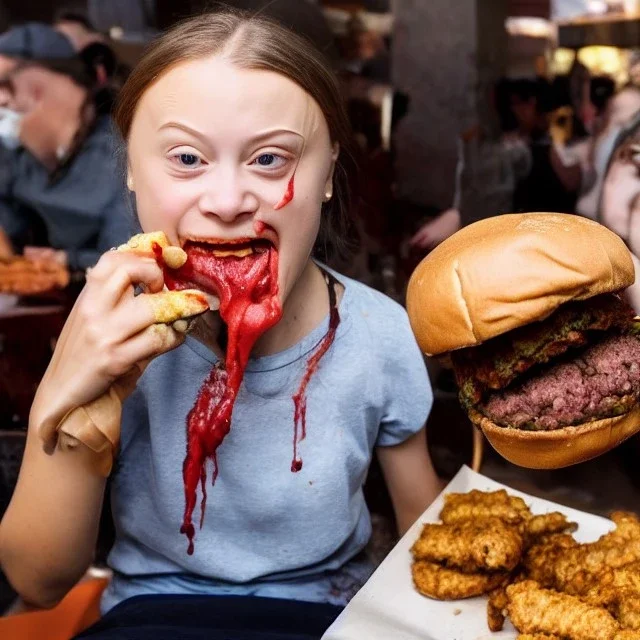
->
[158, 122, 304, 145]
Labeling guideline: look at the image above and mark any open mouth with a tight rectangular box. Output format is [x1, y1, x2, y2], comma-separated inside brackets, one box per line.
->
[182, 237, 274, 258]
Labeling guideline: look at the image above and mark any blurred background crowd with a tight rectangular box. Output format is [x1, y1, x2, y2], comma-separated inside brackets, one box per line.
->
[2, 0, 640, 612]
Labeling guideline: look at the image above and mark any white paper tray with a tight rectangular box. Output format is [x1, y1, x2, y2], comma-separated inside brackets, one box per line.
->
[323, 465, 614, 640]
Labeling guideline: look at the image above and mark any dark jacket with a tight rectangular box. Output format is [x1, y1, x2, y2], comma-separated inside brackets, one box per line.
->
[0, 116, 133, 270]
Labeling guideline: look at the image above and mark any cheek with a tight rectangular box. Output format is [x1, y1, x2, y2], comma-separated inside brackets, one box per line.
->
[132, 162, 196, 232]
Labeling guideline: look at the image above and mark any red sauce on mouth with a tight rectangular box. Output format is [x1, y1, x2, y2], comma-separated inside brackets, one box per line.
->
[273, 174, 295, 210]
[153, 240, 340, 553]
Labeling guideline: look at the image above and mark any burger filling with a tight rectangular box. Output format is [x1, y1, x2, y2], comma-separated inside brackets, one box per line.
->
[450, 294, 640, 431]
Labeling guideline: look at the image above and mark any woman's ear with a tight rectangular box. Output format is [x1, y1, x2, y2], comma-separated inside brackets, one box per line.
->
[323, 142, 340, 201]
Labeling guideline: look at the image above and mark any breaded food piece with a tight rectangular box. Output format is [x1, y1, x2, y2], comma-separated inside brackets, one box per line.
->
[524, 534, 579, 588]
[412, 561, 506, 600]
[617, 594, 640, 631]
[411, 520, 523, 572]
[615, 631, 640, 639]
[517, 635, 563, 640]
[488, 571, 528, 631]
[584, 563, 640, 610]
[552, 538, 640, 596]
[507, 580, 620, 640]
[525, 513, 578, 542]
[611, 512, 640, 525]
[440, 489, 531, 526]
[488, 583, 510, 632]
[528, 520, 640, 597]
[117, 231, 187, 269]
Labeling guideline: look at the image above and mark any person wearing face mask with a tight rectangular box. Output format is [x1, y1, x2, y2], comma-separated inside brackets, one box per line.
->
[0, 10, 441, 639]
[0, 22, 131, 272]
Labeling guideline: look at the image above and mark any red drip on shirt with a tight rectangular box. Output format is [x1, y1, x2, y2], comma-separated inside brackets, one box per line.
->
[154, 241, 281, 554]
[273, 173, 295, 210]
[290, 279, 340, 472]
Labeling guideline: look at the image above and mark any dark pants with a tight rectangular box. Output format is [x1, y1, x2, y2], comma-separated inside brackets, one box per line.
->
[74, 594, 343, 640]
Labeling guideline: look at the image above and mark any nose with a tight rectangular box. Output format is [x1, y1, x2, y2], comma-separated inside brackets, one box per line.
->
[198, 166, 258, 224]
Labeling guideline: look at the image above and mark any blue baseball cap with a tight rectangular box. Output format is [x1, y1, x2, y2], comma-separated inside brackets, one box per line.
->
[0, 22, 75, 61]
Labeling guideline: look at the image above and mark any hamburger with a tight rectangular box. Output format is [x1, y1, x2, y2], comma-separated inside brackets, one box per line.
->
[406, 213, 640, 469]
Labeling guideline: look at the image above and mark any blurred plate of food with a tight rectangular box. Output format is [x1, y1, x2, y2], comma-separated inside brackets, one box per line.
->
[322, 465, 635, 640]
[0, 256, 69, 298]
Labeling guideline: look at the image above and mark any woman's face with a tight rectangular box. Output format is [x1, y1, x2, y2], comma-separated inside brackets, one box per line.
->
[127, 56, 338, 306]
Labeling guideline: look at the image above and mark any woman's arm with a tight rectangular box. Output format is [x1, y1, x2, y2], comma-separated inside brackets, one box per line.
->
[0, 426, 107, 608]
[0, 250, 184, 608]
[376, 428, 444, 536]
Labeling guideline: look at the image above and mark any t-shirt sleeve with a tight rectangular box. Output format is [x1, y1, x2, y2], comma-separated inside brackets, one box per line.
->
[375, 311, 434, 447]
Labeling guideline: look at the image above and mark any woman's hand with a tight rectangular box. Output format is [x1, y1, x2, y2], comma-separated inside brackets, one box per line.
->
[32, 250, 185, 448]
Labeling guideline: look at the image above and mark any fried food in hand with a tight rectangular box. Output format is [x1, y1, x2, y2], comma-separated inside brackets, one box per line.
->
[411, 560, 506, 600]
[440, 489, 531, 526]
[411, 519, 523, 572]
[507, 580, 620, 640]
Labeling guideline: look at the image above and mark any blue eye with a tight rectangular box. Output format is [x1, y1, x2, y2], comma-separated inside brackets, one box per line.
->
[178, 153, 200, 166]
[253, 153, 286, 169]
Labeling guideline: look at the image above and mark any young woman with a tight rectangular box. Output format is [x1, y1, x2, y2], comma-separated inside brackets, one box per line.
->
[0, 10, 440, 635]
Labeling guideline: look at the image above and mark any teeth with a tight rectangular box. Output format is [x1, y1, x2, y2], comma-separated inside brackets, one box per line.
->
[211, 247, 254, 258]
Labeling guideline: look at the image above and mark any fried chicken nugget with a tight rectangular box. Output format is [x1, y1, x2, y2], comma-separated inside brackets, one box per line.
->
[507, 580, 620, 640]
[617, 594, 640, 632]
[517, 635, 563, 640]
[411, 561, 506, 600]
[524, 534, 579, 588]
[611, 512, 640, 525]
[614, 631, 640, 639]
[440, 489, 531, 526]
[552, 538, 640, 596]
[411, 520, 523, 572]
[488, 583, 510, 632]
[525, 512, 578, 542]
[487, 570, 530, 632]
[584, 563, 640, 611]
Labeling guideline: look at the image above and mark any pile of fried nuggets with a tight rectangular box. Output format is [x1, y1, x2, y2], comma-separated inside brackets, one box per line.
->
[410, 489, 640, 640]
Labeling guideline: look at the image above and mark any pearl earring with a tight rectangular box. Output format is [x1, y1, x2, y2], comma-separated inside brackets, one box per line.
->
[324, 190, 332, 202]
[127, 176, 134, 190]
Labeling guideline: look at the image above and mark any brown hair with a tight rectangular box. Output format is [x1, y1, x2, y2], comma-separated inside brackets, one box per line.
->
[114, 9, 358, 263]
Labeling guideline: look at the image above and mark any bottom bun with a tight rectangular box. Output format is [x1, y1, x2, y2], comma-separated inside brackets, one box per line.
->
[468, 405, 640, 469]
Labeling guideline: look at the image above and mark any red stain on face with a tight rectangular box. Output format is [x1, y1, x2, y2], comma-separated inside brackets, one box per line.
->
[273, 173, 295, 210]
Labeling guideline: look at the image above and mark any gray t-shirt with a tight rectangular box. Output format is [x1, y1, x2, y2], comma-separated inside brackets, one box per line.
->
[102, 271, 432, 612]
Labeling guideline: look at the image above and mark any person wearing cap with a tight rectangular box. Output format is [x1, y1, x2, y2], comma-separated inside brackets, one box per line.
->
[0, 22, 131, 273]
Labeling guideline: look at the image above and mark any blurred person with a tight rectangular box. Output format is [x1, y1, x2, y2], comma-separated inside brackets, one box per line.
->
[0, 23, 131, 271]
[505, 78, 581, 213]
[576, 77, 632, 219]
[53, 7, 106, 52]
[597, 117, 640, 312]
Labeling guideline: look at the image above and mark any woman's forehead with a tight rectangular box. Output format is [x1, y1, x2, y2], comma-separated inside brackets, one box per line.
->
[134, 56, 325, 141]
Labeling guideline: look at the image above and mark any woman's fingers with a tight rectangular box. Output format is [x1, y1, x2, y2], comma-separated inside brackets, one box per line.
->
[110, 290, 210, 339]
[85, 251, 165, 313]
[115, 323, 185, 368]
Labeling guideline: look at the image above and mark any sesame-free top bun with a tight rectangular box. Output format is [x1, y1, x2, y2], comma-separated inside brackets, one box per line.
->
[406, 213, 634, 357]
